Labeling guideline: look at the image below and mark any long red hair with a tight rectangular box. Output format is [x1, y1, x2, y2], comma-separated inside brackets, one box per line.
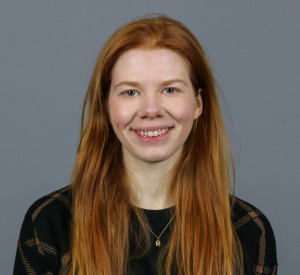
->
[66, 14, 243, 275]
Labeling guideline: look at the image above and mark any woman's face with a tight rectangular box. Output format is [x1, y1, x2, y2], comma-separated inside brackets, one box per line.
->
[108, 48, 202, 164]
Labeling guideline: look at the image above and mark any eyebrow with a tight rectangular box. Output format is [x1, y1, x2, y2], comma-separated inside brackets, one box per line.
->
[113, 79, 188, 90]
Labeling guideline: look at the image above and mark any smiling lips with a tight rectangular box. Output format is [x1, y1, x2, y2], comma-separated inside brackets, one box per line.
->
[136, 128, 170, 137]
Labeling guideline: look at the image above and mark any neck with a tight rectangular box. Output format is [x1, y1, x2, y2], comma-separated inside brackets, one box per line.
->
[123, 150, 180, 210]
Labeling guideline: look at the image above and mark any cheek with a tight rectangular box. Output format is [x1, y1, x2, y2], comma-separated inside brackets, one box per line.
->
[108, 99, 133, 129]
[172, 98, 196, 123]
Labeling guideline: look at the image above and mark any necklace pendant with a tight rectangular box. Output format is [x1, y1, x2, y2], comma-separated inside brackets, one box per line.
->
[155, 239, 161, 247]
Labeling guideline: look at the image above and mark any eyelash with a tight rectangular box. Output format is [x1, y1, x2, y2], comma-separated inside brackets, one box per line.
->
[123, 87, 178, 96]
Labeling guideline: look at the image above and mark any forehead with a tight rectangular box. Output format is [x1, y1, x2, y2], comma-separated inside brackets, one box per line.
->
[110, 48, 191, 85]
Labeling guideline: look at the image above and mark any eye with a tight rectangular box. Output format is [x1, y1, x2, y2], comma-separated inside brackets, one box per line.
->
[164, 88, 177, 94]
[125, 90, 137, 96]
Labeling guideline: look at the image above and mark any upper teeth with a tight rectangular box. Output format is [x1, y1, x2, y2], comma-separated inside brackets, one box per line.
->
[137, 128, 169, 137]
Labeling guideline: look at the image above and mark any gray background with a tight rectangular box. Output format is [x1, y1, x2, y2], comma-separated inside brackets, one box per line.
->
[1, 1, 299, 274]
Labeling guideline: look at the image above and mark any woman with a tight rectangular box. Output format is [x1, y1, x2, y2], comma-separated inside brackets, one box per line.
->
[14, 14, 277, 275]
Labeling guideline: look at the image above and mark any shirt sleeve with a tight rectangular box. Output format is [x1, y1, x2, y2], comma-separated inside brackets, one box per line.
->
[233, 198, 278, 275]
[13, 204, 54, 274]
[13, 187, 72, 275]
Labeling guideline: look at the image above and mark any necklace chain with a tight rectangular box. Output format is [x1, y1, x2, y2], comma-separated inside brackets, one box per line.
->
[144, 212, 176, 247]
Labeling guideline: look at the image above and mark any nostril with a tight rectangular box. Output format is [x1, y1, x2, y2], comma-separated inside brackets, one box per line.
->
[138, 104, 165, 118]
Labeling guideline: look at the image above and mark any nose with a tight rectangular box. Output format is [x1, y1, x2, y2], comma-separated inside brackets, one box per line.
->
[137, 92, 164, 119]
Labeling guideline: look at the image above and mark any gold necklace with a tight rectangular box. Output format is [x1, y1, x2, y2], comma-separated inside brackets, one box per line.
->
[144, 212, 176, 247]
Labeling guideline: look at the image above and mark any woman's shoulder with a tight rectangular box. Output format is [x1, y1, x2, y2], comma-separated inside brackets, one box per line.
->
[20, 185, 72, 241]
[231, 196, 278, 275]
[24, 185, 72, 217]
[21, 185, 72, 230]
[231, 196, 269, 221]
[231, 196, 276, 239]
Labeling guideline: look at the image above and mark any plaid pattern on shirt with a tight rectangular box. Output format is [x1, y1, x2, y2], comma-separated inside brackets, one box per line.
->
[13, 186, 278, 275]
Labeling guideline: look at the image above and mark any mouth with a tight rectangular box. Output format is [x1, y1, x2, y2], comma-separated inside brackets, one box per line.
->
[135, 127, 171, 137]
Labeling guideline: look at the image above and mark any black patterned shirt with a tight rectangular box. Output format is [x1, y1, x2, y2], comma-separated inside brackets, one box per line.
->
[13, 186, 278, 275]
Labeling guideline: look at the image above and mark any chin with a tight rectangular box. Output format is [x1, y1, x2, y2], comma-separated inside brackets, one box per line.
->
[137, 153, 175, 164]
[143, 158, 167, 164]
